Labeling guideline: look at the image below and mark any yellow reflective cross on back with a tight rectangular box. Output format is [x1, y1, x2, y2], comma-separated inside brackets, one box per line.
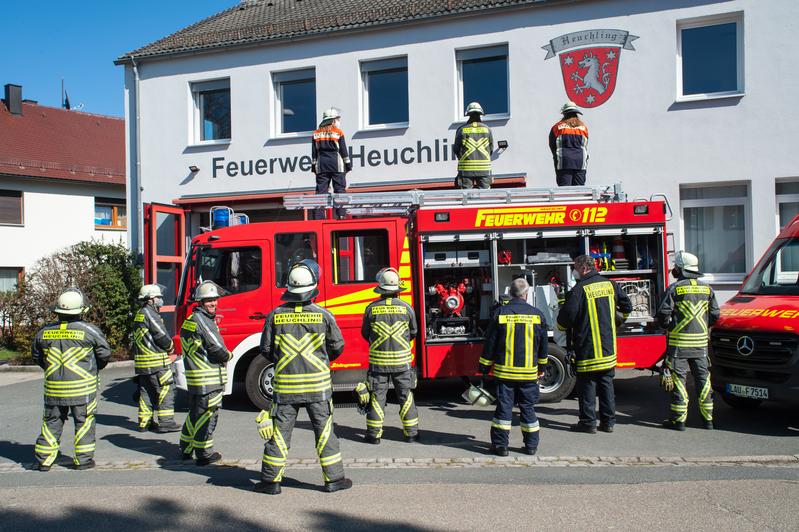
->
[274, 333, 328, 374]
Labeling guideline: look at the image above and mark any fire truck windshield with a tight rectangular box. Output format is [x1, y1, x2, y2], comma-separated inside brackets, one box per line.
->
[195, 246, 262, 295]
[741, 238, 799, 295]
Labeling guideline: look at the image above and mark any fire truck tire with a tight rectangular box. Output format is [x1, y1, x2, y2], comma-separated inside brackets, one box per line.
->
[539, 344, 575, 403]
[720, 392, 762, 410]
[245, 355, 274, 411]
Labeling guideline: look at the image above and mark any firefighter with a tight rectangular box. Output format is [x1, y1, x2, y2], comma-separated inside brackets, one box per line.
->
[132, 284, 179, 433]
[479, 278, 548, 456]
[32, 288, 111, 471]
[557, 255, 632, 433]
[254, 259, 352, 495]
[361, 267, 419, 444]
[453, 102, 494, 189]
[549, 101, 589, 186]
[311, 107, 352, 220]
[179, 281, 232, 466]
[656, 251, 720, 431]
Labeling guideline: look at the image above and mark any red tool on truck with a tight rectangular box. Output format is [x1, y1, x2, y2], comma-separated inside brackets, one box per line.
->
[144, 184, 672, 409]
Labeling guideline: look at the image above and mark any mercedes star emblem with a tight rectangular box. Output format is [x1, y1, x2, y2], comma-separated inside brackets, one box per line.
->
[736, 335, 755, 356]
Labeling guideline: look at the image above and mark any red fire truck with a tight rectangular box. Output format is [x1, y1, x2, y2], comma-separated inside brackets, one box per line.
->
[145, 185, 672, 410]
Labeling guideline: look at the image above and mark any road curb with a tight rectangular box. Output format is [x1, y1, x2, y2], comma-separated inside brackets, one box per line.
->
[0, 360, 134, 373]
[3, 454, 797, 473]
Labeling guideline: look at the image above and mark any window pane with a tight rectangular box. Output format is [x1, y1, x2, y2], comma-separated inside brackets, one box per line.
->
[115, 205, 128, 228]
[333, 230, 389, 283]
[275, 233, 319, 287]
[0, 191, 22, 224]
[95, 205, 113, 226]
[742, 239, 799, 295]
[368, 68, 408, 125]
[200, 88, 231, 140]
[777, 182, 799, 196]
[682, 22, 738, 95]
[684, 205, 746, 273]
[0, 268, 20, 292]
[462, 55, 508, 115]
[681, 185, 747, 200]
[196, 247, 262, 295]
[280, 78, 316, 133]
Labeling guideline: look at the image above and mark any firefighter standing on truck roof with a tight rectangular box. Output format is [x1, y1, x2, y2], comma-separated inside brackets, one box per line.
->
[361, 267, 420, 444]
[557, 255, 632, 433]
[549, 101, 589, 186]
[311, 108, 352, 220]
[179, 281, 232, 466]
[32, 288, 111, 471]
[132, 284, 180, 433]
[656, 251, 720, 431]
[254, 259, 352, 495]
[453, 102, 494, 189]
[479, 278, 548, 456]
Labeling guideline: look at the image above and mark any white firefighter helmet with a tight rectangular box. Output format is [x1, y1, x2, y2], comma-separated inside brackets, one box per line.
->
[320, 107, 341, 125]
[282, 259, 320, 302]
[464, 101, 484, 117]
[54, 288, 86, 315]
[561, 101, 583, 115]
[193, 281, 224, 301]
[374, 267, 406, 295]
[138, 284, 164, 300]
[674, 251, 702, 275]
[462, 382, 496, 407]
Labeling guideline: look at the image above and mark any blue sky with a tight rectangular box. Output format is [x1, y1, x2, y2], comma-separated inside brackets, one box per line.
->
[1, 1, 236, 117]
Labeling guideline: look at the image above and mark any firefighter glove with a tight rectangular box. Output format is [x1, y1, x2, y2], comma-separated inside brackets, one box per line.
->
[660, 367, 675, 392]
[354, 382, 370, 415]
[256, 410, 274, 440]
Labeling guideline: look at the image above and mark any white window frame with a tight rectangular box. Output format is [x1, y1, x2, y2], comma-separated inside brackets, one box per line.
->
[359, 56, 409, 130]
[271, 68, 316, 138]
[189, 78, 231, 146]
[776, 180, 799, 232]
[679, 183, 751, 283]
[455, 44, 510, 122]
[676, 12, 744, 102]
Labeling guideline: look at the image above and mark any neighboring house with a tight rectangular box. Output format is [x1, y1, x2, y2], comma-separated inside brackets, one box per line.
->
[0, 83, 126, 291]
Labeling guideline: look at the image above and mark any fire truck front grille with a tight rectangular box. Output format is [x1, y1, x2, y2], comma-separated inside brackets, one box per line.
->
[711, 330, 799, 367]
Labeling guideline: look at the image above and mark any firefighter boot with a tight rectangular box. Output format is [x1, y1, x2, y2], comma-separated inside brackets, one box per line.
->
[73, 459, 96, 471]
[662, 419, 686, 431]
[253, 481, 282, 495]
[489, 445, 509, 457]
[702, 420, 714, 430]
[196, 451, 222, 466]
[154, 421, 181, 433]
[324, 478, 353, 493]
[364, 434, 380, 445]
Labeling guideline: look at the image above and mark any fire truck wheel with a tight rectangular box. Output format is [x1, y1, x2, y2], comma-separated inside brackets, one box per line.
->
[720, 392, 762, 410]
[245, 355, 274, 411]
[539, 344, 575, 403]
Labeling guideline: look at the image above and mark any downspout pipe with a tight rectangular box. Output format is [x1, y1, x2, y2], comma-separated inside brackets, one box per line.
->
[130, 56, 144, 262]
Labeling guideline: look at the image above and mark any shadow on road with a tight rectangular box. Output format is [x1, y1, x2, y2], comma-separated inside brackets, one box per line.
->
[333, 422, 485, 452]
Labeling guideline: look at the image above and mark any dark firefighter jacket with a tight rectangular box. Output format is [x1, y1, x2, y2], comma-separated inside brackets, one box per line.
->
[361, 296, 418, 373]
[557, 272, 632, 373]
[180, 306, 231, 395]
[32, 318, 111, 406]
[549, 119, 589, 170]
[454, 121, 493, 177]
[656, 277, 720, 359]
[311, 126, 352, 174]
[479, 297, 549, 381]
[132, 303, 173, 375]
[261, 301, 345, 404]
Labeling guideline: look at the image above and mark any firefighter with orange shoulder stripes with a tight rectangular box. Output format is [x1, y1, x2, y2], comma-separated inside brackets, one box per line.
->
[656, 251, 720, 431]
[549, 101, 589, 186]
[479, 278, 548, 456]
[179, 281, 232, 466]
[361, 267, 419, 444]
[254, 259, 352, 495]
[454, 102, 494, 189]
[311, 108, 351, 220]
[32, 288, 111, 471]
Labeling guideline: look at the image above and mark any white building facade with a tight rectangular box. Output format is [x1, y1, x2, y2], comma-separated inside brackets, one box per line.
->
[118, 0, 799, 301]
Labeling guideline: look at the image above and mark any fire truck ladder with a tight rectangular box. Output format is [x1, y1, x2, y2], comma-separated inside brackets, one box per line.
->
[284, 183, 627, 215]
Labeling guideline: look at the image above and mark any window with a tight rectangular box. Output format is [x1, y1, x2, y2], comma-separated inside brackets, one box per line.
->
[0, 268, 22, 292]
[361, 57, 408, 127]
[191, 79, 231, 142]
[94, 198, 127, 229]
[776, 181, 799, 270]
[681, 184, 749, 279]
[0, 190, 23, 225]
[274, 232, 318, 287]
[678, 14, 743, 99]
[196, 247, 262, 295]
[273, 69, 316, 134]
[332, 230, 389, 284]
[456, 45, 509, 119]
[741, 238, 799, 296]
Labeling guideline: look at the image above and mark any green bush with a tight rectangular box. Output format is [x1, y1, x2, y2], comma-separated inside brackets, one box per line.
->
[0, 241, 142, 361]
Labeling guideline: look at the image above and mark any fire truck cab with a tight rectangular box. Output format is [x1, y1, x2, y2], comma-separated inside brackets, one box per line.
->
[147, 185, 671, 410]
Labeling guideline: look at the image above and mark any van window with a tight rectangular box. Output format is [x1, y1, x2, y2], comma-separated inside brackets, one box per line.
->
[275, 232, 318, 287]
[333, 230, 389, 284]
[741, 238, 799, 295]
[197, 246, 262, 295]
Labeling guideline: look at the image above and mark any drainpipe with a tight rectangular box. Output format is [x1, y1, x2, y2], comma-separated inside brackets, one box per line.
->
[130, 56, 144, 260]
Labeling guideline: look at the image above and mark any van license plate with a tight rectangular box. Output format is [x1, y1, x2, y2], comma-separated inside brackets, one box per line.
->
[726, 384, 769, 400]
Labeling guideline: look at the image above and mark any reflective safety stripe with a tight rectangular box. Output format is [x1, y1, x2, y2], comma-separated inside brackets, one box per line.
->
[399, 392, 418, 433]
[36, 419, 60, 466]
[491, 418, 512, 431]
[493, 364, 538, 380]
[698, 373, 713, 421]
[576, 355, 616, 373]
[43, 346, 98, 399]
[369, 320, 412, 367]
[273, 332, 331, 396]
[478, 356, 493, 367]
[520, 421, 540, 433]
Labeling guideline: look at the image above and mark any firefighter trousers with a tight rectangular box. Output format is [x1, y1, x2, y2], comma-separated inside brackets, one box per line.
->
[137, 367, 175, 428]
[313, 172, 347, 219]
[261, 400, 345, 484]
[669, 357, 713, 423]
[34, 397, 97, 467]
[455, 174, 492, 189]
[366, 370, 419, 439]
[180, 391, 222, 459]
[576, 369, 615, 427]
[491, 380, 540, 450]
